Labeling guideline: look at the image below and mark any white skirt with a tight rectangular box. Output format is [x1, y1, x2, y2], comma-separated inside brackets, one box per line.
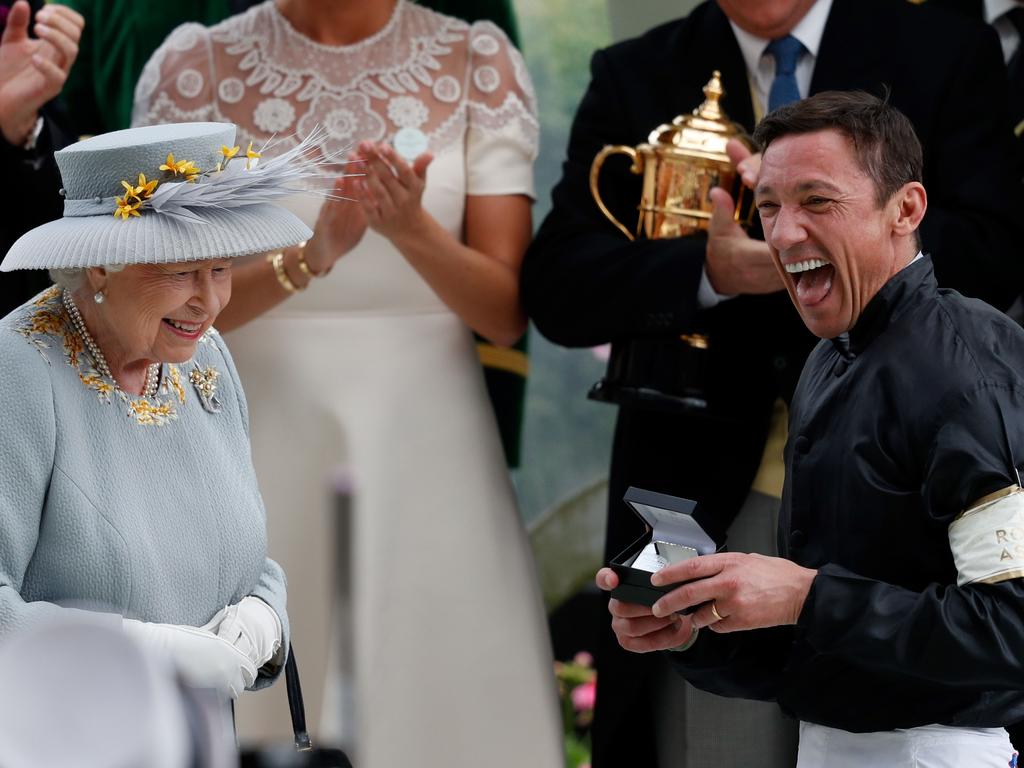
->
[228, 309, 562, 768]
[797, 721, 1016, 768]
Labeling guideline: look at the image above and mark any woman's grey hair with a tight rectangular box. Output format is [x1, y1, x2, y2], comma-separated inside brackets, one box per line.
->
[49, 265, 126, 290]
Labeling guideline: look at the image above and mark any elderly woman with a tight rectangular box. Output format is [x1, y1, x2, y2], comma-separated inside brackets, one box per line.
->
[0, 121, 316, 700]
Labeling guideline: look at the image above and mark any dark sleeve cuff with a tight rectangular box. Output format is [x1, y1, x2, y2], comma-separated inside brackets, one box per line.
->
[666, 625, 794, 702]
[796, 563, 874, 650]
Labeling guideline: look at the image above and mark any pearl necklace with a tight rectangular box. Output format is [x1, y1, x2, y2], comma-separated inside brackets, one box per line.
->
[62, 290, 160, 399]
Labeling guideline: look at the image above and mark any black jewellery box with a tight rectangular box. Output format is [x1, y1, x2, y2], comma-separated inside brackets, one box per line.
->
[609, 486, 720, 611]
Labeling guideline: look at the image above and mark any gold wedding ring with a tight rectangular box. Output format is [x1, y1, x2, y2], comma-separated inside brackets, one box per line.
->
[710, 601, 725, 622]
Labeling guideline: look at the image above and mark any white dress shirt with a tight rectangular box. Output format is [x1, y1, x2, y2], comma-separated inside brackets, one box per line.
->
[985, 0, 1022, 63]
[728, 0, 833, 120]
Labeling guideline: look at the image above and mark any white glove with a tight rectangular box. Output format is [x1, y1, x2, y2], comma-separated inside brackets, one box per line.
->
[202, 596, 283, 670]
[122, 618, 257, 699]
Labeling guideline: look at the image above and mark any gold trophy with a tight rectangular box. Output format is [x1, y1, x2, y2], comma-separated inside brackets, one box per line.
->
[587, 71, 754, 412]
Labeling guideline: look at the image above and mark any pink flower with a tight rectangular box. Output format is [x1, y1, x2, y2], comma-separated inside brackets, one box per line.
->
[573, 651, 594, 668]
[572, 679, 597, 712]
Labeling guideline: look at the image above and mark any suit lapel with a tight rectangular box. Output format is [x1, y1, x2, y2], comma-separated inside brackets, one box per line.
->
[812, 0, 890, 95]
[660, 2, 756, 134]
[700, 3, 757, 132]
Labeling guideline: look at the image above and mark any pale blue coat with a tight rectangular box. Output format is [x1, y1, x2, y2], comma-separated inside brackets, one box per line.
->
[0, 288, 288, 687]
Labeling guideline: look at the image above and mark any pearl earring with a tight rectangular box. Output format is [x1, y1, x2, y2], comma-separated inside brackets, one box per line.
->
[93, 291, 105, 304]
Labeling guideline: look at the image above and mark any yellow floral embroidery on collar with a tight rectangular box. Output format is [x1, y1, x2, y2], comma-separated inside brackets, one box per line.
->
[15, 289, 189, 426]
[168, 364, 187, 404]
[79, 370, 115, 399]
[24, 304, 64, 337]
[18, 287, 67, 356]
[33, 285, 61, 306]
[128, 399, 177, 426]
[63, 327, 84, 368]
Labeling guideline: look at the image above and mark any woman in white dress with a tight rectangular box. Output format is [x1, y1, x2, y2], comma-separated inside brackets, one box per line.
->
[132, 3, 562, 767]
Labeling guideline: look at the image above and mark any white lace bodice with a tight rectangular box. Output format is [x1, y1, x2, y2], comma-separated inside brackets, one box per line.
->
[132, 1, 539, 315]
[134, 0, 537, 163]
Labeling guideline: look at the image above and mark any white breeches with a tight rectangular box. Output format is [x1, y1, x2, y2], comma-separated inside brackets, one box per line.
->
[797, 721, 1015, 767]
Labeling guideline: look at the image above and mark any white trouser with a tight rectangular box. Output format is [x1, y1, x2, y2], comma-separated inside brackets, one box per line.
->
[796, 721, 1016, 767]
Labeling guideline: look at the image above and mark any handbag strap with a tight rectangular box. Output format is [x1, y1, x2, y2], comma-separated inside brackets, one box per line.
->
[285, 643, 313, 751]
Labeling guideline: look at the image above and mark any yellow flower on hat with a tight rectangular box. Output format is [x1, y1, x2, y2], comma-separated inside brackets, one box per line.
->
[114, 195, 141, 219]
[159, 152, 179, 174]
[120, 179, 143, 201]
[159, 153, 201, 181]
[245, 141, 261, 170]
[217, 145, 241, 174]
[177, 160, 201, 182]
[136, 173, 158, 199]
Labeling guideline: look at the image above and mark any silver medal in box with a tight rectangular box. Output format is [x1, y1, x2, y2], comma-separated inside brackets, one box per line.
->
[631, 540, 701, 573]
[608, 487, 719, 610]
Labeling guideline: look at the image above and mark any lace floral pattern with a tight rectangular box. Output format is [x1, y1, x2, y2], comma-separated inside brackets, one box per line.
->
[15, 288, 221, 427]
[388, 95, 429, 129]
[253, 97, 296, 132]
[297, 91, 386, 146]
[132, 0, 538, 164]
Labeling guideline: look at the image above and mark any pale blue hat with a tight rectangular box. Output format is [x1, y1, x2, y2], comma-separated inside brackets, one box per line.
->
[2, 122, 315, 271]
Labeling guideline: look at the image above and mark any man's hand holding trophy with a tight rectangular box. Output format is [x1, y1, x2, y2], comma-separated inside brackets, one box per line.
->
[586, 71, 781, 413]
[704, 140, 782, 296]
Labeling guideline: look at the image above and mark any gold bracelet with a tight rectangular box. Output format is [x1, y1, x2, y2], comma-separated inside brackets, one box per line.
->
[267, 251, 304, 293]
[296, 241, 330, 278]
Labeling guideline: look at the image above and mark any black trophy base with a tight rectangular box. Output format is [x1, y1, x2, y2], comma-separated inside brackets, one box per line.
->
[588, 378, 708, 413]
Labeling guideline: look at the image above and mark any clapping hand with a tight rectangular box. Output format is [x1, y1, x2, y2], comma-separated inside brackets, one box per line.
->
[356, 140, 434, 242]
[0, 1, 84, 145]
[301, 168, 368, 275]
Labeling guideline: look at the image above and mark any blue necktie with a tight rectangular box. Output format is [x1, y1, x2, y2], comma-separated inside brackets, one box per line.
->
[766, 35, 805, 113]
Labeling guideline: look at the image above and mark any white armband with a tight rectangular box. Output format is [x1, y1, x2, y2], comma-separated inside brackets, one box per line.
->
[948, 486, 1024, 586]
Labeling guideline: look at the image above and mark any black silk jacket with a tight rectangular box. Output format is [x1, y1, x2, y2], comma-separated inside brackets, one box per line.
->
[671, 258, 1024, 731]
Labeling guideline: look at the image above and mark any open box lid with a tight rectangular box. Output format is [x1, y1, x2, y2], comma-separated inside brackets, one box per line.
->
[623, 486, 717, 555]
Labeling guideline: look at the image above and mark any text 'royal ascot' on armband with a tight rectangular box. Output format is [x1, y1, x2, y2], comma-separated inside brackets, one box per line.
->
[948, 485, 1024, 586]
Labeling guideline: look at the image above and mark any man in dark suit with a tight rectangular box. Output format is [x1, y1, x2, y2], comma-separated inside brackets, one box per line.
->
[929, 0, 1022, 136]
[928, 0, 1024, 328]
[521, 1, 1024, 766]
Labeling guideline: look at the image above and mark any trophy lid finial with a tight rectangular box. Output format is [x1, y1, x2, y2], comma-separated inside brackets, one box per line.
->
[646, 71, 750, 159]
[694, 71, 725, 121]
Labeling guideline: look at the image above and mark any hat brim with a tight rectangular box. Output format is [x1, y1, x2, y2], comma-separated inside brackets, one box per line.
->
[1, 203, 313, 271]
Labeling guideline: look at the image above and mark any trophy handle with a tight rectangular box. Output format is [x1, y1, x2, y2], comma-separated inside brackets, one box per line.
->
[590, 145, 643, 241]
[733, 181, 757, 228]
